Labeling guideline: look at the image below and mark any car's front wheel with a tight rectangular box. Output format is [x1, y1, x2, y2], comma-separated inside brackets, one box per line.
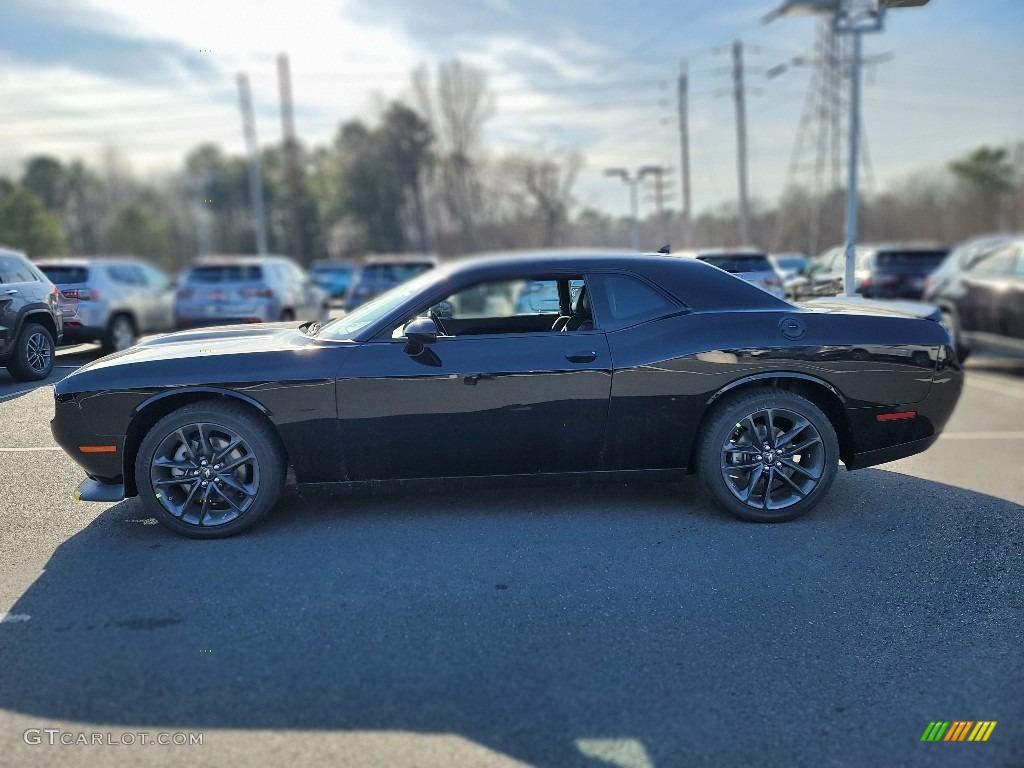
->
[7, 322, 54, 381]
[696, 389, 840, 523]
[135, 402, 286, 538]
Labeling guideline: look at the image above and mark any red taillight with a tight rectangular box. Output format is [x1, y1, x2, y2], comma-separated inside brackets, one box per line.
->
[240, 287, 275, 298]
[61, 288, 100, 301]
[246, 316, 262, 323]
[876, 411, 917, 422]
[177, 288, 194, 300]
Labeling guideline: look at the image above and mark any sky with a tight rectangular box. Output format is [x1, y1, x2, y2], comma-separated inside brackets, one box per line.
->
[0, 0, 1021, 219]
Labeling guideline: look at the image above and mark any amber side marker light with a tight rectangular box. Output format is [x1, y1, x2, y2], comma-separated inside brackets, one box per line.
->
[876, 411, 917, 422]
[79, 445, 118, 453]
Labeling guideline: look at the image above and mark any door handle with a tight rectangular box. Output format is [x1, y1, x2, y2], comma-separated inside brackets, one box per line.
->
[4, 289, 17, 295]
[565, 351, 598, 363]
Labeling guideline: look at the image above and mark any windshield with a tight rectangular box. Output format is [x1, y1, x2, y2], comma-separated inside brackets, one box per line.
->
[185, 265, 264, 283]
[317, 268, 442, 340]
[875, 250, 948, 269]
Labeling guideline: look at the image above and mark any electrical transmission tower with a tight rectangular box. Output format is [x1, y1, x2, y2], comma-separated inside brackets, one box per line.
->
[769, 17, 882, 254]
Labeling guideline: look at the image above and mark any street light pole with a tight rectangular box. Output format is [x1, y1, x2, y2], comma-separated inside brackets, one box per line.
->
[605, 167, 661, 252]
[764, 0, 930, 297]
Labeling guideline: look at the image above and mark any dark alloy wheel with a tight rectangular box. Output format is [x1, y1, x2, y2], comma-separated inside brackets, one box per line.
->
[697, 389, 839, 522]
[135, 402, 285, 538]
[8, 322, 54, 381]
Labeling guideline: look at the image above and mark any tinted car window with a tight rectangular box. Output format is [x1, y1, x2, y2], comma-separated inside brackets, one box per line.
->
[599, 274, 675, 326]
[363, 263, 434, 282]
[699, 255, 772, 273]
[974, 245, 1017, 275]
[107, 265, 147, 286]
[0, 255, 38, 283]
[874, 250, 947, 269]
[185, 265, 264, 283]
[138, 264, 171, 289]
[38, 265, 89, 284]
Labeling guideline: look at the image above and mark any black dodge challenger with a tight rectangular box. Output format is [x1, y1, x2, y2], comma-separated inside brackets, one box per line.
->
[52, 252, 963, 537]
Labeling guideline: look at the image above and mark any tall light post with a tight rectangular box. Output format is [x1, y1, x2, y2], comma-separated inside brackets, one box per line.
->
[765, 0, 930, 297]
[605, 166, 661, 252]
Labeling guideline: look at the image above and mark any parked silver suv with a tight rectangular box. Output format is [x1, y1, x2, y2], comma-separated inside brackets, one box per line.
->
[35, 256, 176, 352]
[175, 255, 328, 329]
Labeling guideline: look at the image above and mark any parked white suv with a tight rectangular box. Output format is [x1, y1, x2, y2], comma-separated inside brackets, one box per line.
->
[35, 256, 176, 352]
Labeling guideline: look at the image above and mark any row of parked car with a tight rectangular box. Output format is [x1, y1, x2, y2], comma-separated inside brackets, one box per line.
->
[698, 237, 1024, 361]
[0, 249, 442, 382]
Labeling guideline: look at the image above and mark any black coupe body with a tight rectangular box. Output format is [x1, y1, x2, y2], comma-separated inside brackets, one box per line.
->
[52, 252, 963, 537]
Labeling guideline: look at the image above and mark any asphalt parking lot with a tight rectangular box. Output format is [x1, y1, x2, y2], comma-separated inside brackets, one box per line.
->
[0, 342, 1021, 768]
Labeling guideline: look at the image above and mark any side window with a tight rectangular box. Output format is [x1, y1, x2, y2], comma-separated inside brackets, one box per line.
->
[439, 279, 528, 319]
[594, 274, 677, 330]
[974, 245, 1017, 275]
[107, 265, 146, 286]
[0, 255, 37, 283]
[139, 264, 171, 289]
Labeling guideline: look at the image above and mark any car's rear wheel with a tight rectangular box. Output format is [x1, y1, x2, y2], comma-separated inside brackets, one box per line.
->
[103, 314, 136, 353]
[696, 389, 839, 523]
[135, 402, 285, 538]
[7, 322, 54, 381]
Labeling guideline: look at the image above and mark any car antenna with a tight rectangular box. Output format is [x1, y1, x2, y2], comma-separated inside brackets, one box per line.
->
[657, 244, 671, 254]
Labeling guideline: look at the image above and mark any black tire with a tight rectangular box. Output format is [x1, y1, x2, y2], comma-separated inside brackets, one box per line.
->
[103, 314, 136, 353]
[696, 389, 840, 523]
[7, 322, 54, 381]
[135, 402, 286, 538]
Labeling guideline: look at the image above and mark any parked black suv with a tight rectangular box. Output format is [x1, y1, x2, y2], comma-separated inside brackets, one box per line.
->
[0, 248, 63, 381]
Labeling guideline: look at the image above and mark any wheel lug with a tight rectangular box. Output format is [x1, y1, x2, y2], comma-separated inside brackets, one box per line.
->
[775, 462, 782, 467]
[214, 464, 222, 470]
[201, 460, 208, 466]
[201, 480, 208, 487]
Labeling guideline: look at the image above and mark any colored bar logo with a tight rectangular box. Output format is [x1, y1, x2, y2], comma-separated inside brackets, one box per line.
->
[921, 721, 996, 742]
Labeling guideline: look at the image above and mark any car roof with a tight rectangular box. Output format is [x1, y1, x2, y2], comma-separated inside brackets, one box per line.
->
[361, 254, 439, 265]
[191, 254, 291, 266]
[855, 242, 948, 253]
[34, 255, 148, 266]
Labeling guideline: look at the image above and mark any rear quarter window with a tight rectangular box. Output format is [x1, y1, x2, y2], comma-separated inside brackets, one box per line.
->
[595, 274, 677, 329]
[0, 255, 39, 283]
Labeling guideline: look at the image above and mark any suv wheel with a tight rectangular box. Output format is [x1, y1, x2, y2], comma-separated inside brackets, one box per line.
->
[103, 314, 136, 353]
[8, 322, 55, 381]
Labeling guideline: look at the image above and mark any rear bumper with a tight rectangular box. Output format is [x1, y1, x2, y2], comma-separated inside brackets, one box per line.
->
[844, 434, 939, 470]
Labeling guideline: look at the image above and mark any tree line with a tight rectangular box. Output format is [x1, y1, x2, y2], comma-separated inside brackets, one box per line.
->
[0, 58, 1021, 269]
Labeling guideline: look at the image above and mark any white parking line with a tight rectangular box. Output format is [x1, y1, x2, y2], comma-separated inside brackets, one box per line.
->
[966, 374, 1024, 400]
[0, 387, 45, 403]
[940, 432, 1024, 440]
[0, 447, 63, 452]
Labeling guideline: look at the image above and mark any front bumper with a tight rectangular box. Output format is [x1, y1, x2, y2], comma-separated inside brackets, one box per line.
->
[74, 477, 126, 502]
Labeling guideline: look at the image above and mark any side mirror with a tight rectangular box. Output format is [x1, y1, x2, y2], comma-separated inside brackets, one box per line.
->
[404, 316, 438, 345]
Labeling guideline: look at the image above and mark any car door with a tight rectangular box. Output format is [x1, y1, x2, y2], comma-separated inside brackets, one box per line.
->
[137, 263, 175, 331]
[334, 275, 612, 481]
[961, 245, 1016, 343]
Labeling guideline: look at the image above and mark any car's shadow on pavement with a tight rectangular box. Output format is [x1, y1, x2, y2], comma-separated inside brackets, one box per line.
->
[1, 472, 1021, 767]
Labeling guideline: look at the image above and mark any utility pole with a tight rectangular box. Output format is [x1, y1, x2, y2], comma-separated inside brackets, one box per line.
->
[236, 73, 268, 255]
[677, 59, 693, 248]
[192, 170, 212, 256]
[731, 41, 752, 245]
[277, 53, 304, 266]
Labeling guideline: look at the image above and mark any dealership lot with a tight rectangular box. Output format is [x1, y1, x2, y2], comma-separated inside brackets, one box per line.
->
[0, 344, 1021, 767]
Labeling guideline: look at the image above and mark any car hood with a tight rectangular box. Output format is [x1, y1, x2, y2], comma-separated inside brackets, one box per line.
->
[796, 296, 942, 322]
[74, 322, 316, 373]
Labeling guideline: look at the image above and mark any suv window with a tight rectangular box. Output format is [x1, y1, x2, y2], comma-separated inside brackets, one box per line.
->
[874, 250, 948, 269]
[107, 265, 147, 286]
[0, 255, 38, 283]
[138, 264, 172, 289]
[38, 265, 89, 284]
[698, 254, 772, 273]
[974, 245, 1017, 276]
[186, 265, 264, 283]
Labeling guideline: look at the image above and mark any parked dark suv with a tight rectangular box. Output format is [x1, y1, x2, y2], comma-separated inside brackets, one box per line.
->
[923, 234, 1024, 361]
[797, 242, 948, 300]
[0, 248, 63, 381]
